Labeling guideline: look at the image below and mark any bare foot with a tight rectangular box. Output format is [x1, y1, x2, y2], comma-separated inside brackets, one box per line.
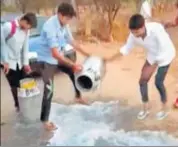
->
[43, 122, 57, 131]
[75, 98, 89, 105]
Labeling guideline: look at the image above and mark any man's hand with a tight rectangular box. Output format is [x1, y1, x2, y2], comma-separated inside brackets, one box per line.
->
[3, 63, 9, 74]
[103, 51, 122, 62]
[23, 65, 32, 74]
[71, 41, 90, 57]
[163, 19, 177, 28]
[72, 64, 83, 73]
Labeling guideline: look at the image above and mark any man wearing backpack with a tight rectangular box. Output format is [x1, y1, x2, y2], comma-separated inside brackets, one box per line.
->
[1, 12, 37, 112]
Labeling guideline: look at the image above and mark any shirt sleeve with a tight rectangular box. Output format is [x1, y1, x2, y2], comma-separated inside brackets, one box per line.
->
[22, 31, 29, 66]
[43, 24, 59, 49]
[1, 22, 11, 63]
[65, 25, 74, 43]
[120, 33, 135, 55]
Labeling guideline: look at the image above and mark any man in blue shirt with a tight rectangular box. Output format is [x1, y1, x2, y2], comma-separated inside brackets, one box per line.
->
[30, 3, 89, 131]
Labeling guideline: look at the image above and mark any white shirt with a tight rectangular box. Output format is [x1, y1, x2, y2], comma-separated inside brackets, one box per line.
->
[140, 0, 152, 20]
[1, 20, 29, 70]
[120, 22, 176, 67]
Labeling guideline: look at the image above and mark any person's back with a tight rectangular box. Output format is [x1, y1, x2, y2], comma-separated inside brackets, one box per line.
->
[30, 16, 58, 64]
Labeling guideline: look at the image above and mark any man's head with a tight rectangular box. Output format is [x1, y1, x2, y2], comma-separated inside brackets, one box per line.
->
[57, 3, 76, 26]
[129, 14, 146, 38]
[20, 12, 37, 30]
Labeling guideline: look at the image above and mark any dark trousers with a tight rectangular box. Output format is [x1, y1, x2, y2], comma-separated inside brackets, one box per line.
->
[5, 65, 26, 109]
[59, 65, 81, 98]
[31, 62, 57, 122]
[139, 61, 170, 104]
[31, 62, 81, 122]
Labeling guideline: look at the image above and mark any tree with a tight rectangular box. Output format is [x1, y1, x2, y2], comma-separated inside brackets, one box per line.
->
[15, 0, 30, 13]
[93, 0, 126, 41]
[1, 0, 5, 6]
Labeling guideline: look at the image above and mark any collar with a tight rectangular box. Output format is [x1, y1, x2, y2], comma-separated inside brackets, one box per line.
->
[55, 15, 63, 29]
[145, 23, 151, 37]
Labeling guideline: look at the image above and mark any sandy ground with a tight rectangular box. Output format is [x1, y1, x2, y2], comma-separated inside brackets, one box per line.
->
[1, 28, 178, 146]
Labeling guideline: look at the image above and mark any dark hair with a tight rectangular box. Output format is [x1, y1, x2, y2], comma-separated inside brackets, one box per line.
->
[129, 14, 145, 30]
[57, 3, 76, 17]
[21, 12, 37, 28]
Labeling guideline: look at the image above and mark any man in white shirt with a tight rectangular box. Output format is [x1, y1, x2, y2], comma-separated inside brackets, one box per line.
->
[109, 14, 176, 120]
[1, 13, 37, 112]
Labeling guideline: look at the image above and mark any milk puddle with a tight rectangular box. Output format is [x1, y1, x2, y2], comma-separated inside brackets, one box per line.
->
[48, 101, 178, 146]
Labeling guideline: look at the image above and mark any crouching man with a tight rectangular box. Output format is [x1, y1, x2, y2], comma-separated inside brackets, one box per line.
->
[109, 14, 176, 120]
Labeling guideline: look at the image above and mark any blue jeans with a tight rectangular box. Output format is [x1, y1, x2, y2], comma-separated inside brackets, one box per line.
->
[139, 61, 170, 104]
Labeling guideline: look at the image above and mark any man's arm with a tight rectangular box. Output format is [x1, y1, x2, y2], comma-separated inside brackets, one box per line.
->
[51, 48, 75, 68]
[70, 40, 90, 57]
[45, 26, 76, 68]
[22, 31, 30, 66]
[106, 33, 135, 61]
[164, 14, 178, 28]
[65, 26, 90, 57]
[1, 23, 11, 64]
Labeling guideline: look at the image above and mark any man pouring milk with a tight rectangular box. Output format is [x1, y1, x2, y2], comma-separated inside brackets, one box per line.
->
[30, 3, 91, 131]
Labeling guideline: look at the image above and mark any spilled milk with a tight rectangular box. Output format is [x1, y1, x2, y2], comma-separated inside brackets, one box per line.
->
[48, 101, 178, 146]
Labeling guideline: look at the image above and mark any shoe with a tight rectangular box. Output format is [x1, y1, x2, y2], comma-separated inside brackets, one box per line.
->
[137, 110, 150, 120]
[156, 111, 169, 120]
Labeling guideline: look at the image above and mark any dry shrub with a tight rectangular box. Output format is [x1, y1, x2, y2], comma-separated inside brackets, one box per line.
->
[152, 2, 176, 19]
[76, 6, 130, 43]
[112, 15, 130, 42]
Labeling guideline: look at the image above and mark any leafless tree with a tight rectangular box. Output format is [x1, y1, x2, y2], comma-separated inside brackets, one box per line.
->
[15, 0, 31, 13]
[93, 0, 128, 41]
